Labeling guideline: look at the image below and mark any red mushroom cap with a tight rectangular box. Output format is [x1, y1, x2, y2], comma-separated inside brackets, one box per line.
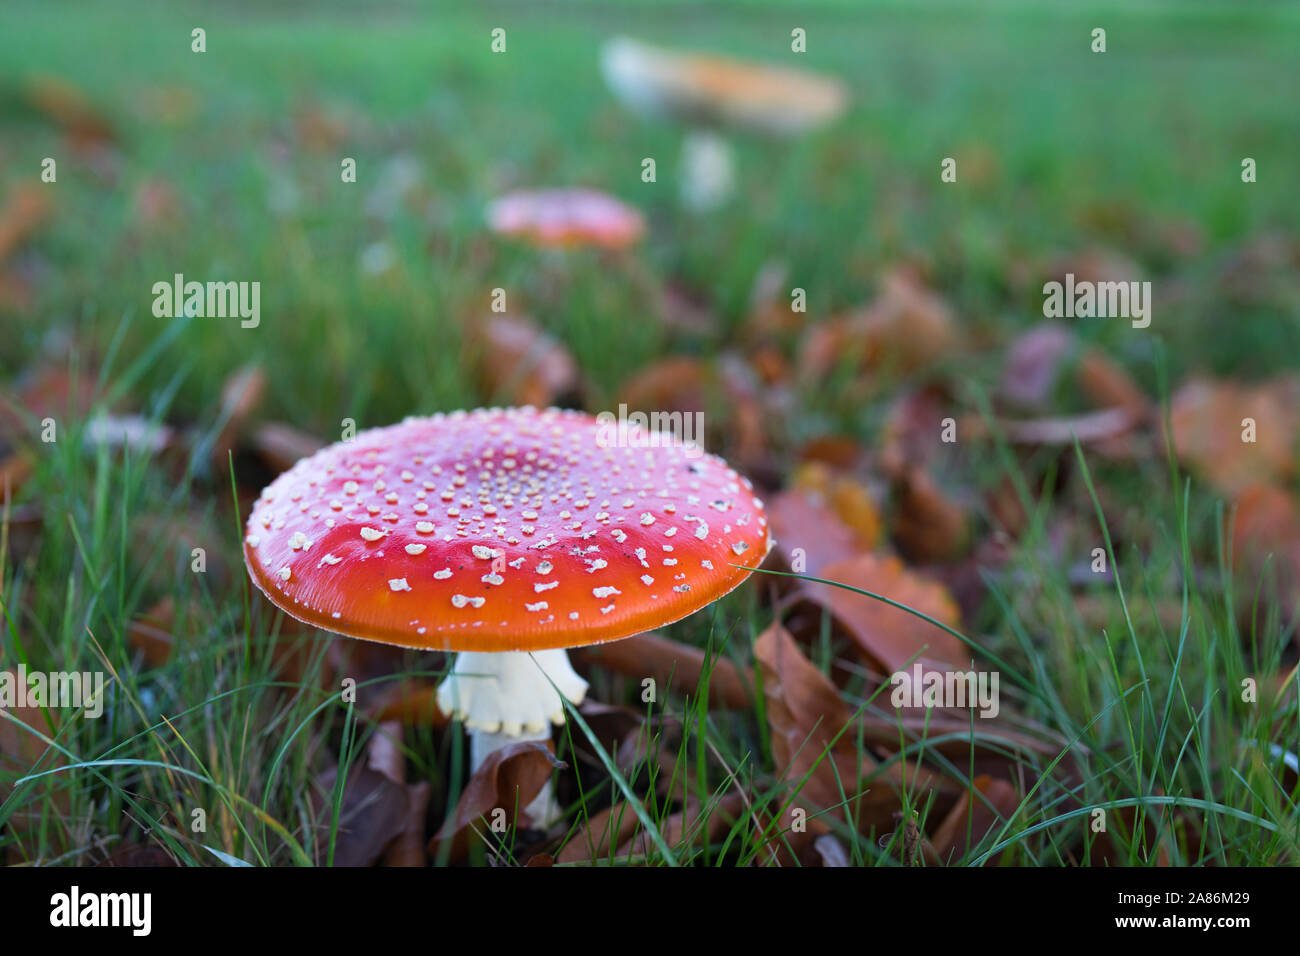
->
[243, 407, 770, 652]
[486, 188, 646, 250]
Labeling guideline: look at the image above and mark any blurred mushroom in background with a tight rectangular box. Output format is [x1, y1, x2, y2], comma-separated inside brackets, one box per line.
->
[600, 36, 848, 211]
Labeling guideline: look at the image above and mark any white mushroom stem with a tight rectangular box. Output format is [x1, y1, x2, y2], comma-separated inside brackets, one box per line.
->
[679, 130, 736, 212]
[437, 648, 588, 826]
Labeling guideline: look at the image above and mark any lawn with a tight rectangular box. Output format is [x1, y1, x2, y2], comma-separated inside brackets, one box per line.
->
[1, 0, 1298, 866]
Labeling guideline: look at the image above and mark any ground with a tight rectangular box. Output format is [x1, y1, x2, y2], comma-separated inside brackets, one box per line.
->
[0, 0, 1298, 866]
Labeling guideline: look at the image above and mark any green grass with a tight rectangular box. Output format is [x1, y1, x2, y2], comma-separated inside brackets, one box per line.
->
[1, 0, 1298, 865]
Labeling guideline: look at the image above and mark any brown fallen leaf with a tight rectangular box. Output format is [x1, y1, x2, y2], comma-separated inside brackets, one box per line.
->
[132, 513, 230, 590]
[879, 386, 957, 479]
[1076, 200, 1204, 265]
[999, 323, 1075, 410]
[916, 534, 1016, 626]
[312, 762, 411, 867]
[1170, 376, 1300, 494]
[797, 319, 852, 385]
[365, 721, 432, 867]
[433, 740, 565, 861]
[1076, 349, 1150, 420]
[475, 315, 580, 408]
[954, 141, 1001, 188]
[766, 489, 859, 578]
[0, 183, 52, 265]
[1073, 593, 1187, 634]
[0, 701, 71, 863]
[716, 352, 771, 472]
[0, 367, 99, 441]
[987, 474, 1028, 539]
[799, 270, 959, 381]
[210, 364, 267, 471]
[1041, 246, 1144, 292]
[792, 462, 883, 550]
[1213, 232, 1300, 304]
[294, 100, 351, 151]
[0, 270, 36, 311]
[999, 324, 1148, 421]
[615, 793, 747, 860]
[753, 620, 869, 817]
[0, 499, 43, 566]
[616, 354, 772, 472]
[126, 597, 176, 668]
[805, 553, 968, 675]
[796, 435, 865, 471]
[559, 801, 645, 863]
[132, 178, 183, 233]
[750, 345, 792, 387]
[368, 681, 451, 727]
[891, 466, 970, 563]
[744, 260, 809, 343]
[657, 282, 719, 337]
[857, 696, 1064, 775]
[968, 406, 1137, 446]
[367, 720, 405, 784]
[926, 774, 1020, 865]
[618, 356, 710, 418]
[856, 269, 960, 371]
[98, 844, 178, 867]
[252, 421, 326, 474]
[1231, 483, 1300, 626]
[23, 74, 116, 147]
[613, 718, 688, 799]
[0, 453, 34, 504]
[573, 631, 751, 709]
[559, 701, 658, 790]
[132, 85, 199, 126]
[754, 622, 943, 857]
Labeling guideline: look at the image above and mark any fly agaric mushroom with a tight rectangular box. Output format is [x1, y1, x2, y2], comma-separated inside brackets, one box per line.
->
[486, 188, 646, 250]
[242, 406, 770, 823]
[600, 37, 848, 211]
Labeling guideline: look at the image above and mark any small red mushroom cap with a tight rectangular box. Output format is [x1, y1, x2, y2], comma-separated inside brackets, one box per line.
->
[243, 407, 770, 652]
[486, 188, 646, 250]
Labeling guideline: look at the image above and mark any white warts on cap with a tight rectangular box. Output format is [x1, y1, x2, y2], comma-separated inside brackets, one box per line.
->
[244, 407, 771, 645]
